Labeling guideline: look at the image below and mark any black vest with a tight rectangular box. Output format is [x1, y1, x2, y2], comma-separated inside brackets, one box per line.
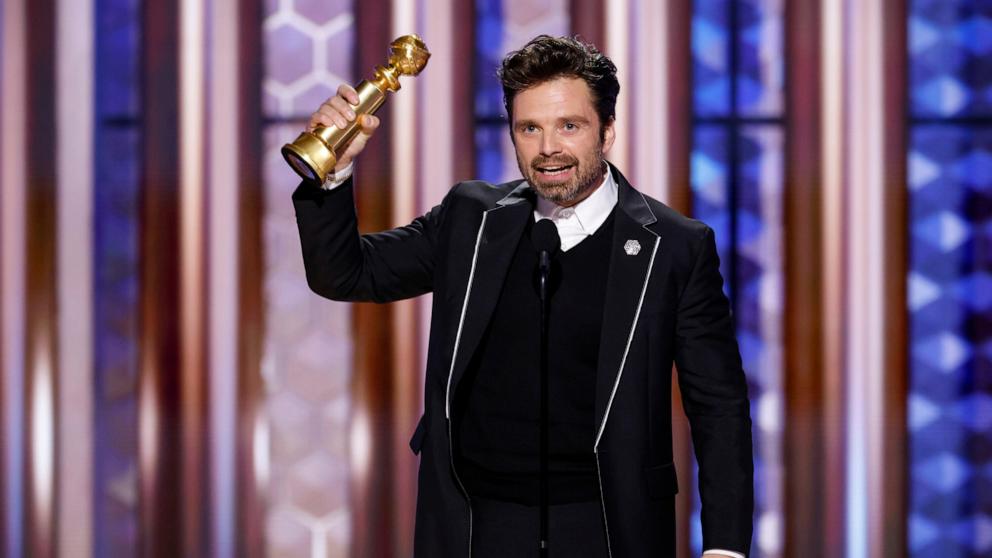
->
[454, 210, 615, 505]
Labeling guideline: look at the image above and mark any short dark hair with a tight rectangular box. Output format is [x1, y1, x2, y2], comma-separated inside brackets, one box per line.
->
[498, 35, 619, 127]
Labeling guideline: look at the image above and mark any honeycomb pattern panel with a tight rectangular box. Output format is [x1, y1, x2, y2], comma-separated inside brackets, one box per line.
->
[263, 123, 354, 557]
[264, 0, 355, 119]
[262, 1, 355, 554]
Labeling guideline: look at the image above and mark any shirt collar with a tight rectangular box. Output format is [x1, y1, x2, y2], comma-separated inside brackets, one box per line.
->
[532, 166, 618, 231]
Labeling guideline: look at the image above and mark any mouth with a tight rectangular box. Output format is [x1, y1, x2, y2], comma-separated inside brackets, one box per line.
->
[534, 164, 574, 178]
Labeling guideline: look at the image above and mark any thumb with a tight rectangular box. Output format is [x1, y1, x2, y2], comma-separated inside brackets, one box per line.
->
[358, 114, 380, 136]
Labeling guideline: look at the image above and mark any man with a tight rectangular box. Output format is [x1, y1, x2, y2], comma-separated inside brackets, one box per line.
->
[293, 35, 753, 557]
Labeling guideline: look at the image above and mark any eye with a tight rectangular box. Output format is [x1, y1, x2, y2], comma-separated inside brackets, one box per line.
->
[563, 122, 578, 131]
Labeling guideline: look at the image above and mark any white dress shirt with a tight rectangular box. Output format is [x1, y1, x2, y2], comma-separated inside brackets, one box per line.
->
[323, 164, 746, 558]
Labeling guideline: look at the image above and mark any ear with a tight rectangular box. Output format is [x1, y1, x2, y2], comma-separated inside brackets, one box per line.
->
[601, 118, 616, 155]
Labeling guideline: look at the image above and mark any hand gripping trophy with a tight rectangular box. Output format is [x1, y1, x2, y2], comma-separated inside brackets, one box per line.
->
[282, 34, 431, 183]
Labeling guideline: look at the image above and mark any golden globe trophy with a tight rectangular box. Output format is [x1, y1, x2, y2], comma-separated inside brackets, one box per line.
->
[282, 34, 431, 183]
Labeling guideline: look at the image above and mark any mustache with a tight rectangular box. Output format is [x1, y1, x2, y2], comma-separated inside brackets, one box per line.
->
[530, 156, 578, 170]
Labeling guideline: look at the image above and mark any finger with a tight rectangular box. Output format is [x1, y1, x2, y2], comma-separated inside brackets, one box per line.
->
[308, 101, 337, 127]
[359, 114, 379, 134]
[316, 105, 349, 130]
[329, 96, 357, 121]
[308, 113, 332, 132]
[337, 83, 359, 105]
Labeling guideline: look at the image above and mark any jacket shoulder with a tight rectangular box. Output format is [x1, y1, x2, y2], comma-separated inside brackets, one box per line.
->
[639, 192, 711, 244]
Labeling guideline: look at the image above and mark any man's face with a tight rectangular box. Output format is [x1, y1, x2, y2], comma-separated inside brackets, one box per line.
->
[510, 77, 616, 207]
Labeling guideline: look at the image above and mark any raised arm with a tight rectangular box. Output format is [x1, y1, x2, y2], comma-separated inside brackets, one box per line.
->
[291, 85, 444, 304]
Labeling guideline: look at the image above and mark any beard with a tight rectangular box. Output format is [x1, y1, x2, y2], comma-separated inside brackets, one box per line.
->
[517, 144, 606, 206]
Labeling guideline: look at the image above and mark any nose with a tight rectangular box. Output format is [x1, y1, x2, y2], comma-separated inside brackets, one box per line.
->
[539, 131, 562, 157]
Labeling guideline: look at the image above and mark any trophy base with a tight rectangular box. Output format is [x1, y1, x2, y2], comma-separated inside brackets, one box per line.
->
[282, 132, 338, 183]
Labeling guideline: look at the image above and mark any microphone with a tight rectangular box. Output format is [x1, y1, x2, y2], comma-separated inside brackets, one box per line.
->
[532, 218, 561, 282]
[530, 218, 559, 558]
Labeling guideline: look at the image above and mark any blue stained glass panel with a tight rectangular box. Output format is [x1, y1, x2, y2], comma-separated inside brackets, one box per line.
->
[909, 1, 992, 117]
[692, 126, 733, 294]
[735, 127, 783, 558]
[691, 124, 784, 557]
[94, 0, 142, 555]
[476, 124, 508, 184]
[475, 0, 506, 179]
[736, 0, 783, 116]
[95, 0, 141, 118]
[475, 0, 505, 118]
[692, 3, 786, 554]
[908, 2, 992, 557]
[693, 0, 783, 118]
[693, 0, 731, 116]
[692, 8, 787, 557]
[908, 125, 992, 558]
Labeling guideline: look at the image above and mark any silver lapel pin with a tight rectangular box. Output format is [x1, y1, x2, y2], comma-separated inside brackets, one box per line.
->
[624, 239, 641, 256]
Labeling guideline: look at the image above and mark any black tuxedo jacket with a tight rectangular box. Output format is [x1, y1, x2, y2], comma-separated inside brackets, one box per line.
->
[293, 164, 753, 557]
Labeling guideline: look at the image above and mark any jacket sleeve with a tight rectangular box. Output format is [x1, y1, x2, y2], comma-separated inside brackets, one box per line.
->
[673, 225, 754, 555]
[292, 177, 445, 303]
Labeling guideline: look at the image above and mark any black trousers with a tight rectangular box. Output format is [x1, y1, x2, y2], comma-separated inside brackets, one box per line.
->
[471, 497, 609, 558]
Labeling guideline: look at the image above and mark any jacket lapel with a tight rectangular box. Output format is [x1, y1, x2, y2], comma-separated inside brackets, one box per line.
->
[593, 167, 660, 448]
[445, 186, 532, 417]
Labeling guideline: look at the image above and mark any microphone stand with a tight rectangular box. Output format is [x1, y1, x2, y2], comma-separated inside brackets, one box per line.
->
[532, 218, 559, 557]
[537, 248, 551, 558]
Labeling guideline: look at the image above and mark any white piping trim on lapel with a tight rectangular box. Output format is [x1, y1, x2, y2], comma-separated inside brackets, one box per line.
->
[445, 210, 489, 418]
[445, 211, 486, 556]
[444, 188, 528, 419]
[593, 234, 661, 449]
[594, 452, 615, 557]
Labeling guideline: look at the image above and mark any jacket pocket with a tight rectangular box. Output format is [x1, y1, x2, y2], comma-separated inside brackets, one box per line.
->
[409, 415, 427, 455]
[646, 462, 679, 499]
